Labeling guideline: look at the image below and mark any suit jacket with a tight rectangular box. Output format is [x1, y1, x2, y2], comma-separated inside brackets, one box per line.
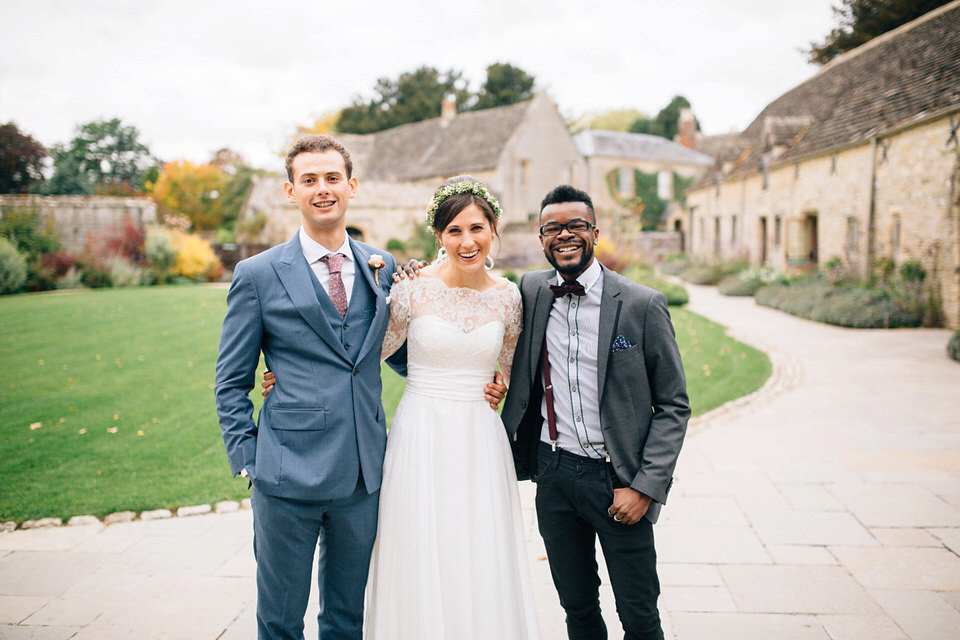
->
[501, 265, 690, 523]
[215, 233, 400, 502]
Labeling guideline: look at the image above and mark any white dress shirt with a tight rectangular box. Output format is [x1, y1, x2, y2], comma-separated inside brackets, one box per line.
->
[540, 258, 606, 459]
[299, 227, 355, 306]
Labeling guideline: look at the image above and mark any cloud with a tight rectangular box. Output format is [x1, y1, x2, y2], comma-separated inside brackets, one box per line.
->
[0, 0, 836, 169]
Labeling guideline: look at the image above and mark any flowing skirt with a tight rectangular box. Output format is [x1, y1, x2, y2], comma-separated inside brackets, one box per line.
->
[364, 367, 540, 639]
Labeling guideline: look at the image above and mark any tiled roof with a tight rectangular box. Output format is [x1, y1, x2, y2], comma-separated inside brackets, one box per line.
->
[573, 129, 713, 166]
[339, 100, 531, 181]
[699, 1, 960, 183]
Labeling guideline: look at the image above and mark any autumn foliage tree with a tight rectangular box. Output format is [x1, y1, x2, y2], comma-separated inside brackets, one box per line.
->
[151, 160, 227, 231]
[0, 122, 47, 194]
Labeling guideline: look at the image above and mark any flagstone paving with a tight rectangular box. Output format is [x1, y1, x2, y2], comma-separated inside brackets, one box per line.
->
[1, 283, 958, 639]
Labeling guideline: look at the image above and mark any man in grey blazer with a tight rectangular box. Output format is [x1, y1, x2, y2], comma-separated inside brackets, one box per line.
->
[501, 185, 689, 640]
[215, 135, 403, 640]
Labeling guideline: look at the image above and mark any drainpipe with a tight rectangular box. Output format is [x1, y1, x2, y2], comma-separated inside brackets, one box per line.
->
[867, 136, 878, 281]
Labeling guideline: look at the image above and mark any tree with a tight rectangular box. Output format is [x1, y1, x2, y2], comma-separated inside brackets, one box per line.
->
[209, 149, 257, 232]
[337, 66, 470, 134]
[151, 160, 228, 231]
[34, 118, 156, 195]
[471, 62, 536, 111]
[0, 123, 47, 194]
[629, 95, 697, 141]
[570, 109, 650, 133]
[806, 0, 951, 65]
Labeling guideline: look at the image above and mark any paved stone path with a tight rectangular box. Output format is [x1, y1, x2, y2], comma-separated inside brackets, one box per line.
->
[2, 284, 958, 639]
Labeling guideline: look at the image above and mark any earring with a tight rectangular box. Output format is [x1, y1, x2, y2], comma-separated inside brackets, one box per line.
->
[484, 255, 495, 271]
[435, 247, 447, 263]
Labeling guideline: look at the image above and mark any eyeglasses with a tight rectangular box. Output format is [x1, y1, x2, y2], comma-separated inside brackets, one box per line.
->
[539, 219, 594, 237]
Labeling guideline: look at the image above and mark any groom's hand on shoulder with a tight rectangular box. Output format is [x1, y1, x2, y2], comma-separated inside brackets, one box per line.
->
[392, 259, 427, 282]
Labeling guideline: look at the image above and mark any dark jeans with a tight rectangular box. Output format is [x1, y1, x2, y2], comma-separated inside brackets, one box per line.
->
[535, 442, 663, 640]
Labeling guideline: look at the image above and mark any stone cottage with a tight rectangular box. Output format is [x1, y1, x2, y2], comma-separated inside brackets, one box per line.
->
[574, 124, 713, 259]
[681, 1, 960, 328]
[239, 92, 586, 265]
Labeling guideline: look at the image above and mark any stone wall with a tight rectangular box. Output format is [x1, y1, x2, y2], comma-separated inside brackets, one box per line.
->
[0, 194, 157, 255]
[684, 116, 960, 328]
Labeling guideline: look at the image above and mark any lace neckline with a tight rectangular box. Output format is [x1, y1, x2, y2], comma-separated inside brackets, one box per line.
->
[416, 275, 511, 296]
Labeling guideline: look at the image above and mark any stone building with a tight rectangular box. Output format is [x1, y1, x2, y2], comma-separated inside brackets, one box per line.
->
[0, 194, 157, 254]
[239, 92, 586, 265]
[574, 126, 713, 259]
[681, 1, 960, 328]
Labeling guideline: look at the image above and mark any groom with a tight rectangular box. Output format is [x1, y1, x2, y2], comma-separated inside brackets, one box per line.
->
[500, 185, 689, 640]
[215, 135, 403, 639]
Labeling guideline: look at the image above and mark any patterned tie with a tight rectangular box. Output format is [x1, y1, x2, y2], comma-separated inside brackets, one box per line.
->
[321, 253, 348, 317]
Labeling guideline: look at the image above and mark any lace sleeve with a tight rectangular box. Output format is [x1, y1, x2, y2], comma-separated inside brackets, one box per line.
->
[381, 278, 411, 361]
[497, 283, 523, 386]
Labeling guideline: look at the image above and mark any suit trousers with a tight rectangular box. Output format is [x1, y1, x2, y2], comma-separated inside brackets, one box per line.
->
[535, 442, 664, 640]
[251, 477, 379, 640]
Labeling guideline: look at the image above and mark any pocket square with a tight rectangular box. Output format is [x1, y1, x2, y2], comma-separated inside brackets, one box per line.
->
[611, 334, 633, 353]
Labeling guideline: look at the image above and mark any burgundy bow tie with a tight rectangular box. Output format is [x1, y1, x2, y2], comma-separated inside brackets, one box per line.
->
[550, 281, 586, 298]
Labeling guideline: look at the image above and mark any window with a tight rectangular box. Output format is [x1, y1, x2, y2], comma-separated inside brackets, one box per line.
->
[618, 167, 633, 196]
[845, 217, 859, 256]
[657, 171, 672, 200]
[891, 214, 901, 264]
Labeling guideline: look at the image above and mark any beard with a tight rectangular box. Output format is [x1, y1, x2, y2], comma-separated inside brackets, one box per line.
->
[544, 240, 594, 279]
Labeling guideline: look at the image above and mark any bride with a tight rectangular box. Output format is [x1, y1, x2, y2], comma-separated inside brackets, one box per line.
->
[265, 176, 540, 639]
[366, 176, 539, 639]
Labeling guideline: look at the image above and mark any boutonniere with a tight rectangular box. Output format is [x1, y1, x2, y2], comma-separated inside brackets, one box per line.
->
[368, 254, 386, 286]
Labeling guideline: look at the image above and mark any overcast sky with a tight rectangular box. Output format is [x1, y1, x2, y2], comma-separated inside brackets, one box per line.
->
[0, 0, 838, 171]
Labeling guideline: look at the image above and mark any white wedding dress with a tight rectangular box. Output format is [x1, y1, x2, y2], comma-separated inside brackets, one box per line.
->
[365, 275, 540, 640]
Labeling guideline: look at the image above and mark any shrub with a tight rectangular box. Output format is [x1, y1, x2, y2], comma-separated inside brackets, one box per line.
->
[0, 238, 28, 294]
[899, 260, 926, 283]
[76, 256, 112, 288]
[171, 230, 223, 281]
[659, 253, 690, 276]
[718, 274, 760, 296]
[679, 261, 725, 285]
[948, 330, 960, 363]
[718, 266, 785, 297]
[106, 257, 144, 287]
[624, 264, 689, 306]
[56, 266, 84, 290]
[648, 278, 689, 306]
[41, 251, 78, 277]
[594, 238, 633, 273]
[0, 210, 60, 257]
[756, 280, 920, 328]
[25, 259, 58, 292]
[85, 217, 145, 263]
[145, 227, 178, 283]
[386, 237, 406, 252]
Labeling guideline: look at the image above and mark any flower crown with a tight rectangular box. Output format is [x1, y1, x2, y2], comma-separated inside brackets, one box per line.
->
[426, 180, 503, 231]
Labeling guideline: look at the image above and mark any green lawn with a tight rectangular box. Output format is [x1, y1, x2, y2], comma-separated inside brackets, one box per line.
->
[0, 286, 767, 522]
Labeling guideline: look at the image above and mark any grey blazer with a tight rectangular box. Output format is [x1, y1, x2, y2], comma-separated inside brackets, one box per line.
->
[215, 233, 399, 502]
[501, 266, 690, 523]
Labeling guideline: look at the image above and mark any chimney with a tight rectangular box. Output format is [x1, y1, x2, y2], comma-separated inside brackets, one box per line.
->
[441, 94, 456, 127]
[676, 108, 696, 149]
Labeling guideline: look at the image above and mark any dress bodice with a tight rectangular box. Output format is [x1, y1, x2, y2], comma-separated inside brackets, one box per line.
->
[382, 276, 522, 401]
